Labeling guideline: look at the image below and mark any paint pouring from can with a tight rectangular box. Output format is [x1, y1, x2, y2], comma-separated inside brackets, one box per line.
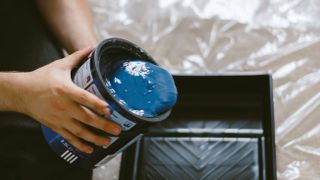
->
[41, 38, 178, 169]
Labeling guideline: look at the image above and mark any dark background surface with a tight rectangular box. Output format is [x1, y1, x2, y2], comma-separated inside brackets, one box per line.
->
[0, 0, 91, 179]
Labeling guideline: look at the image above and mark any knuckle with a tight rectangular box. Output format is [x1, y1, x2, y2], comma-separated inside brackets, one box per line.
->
[74, 128, 85, 137]
[81, 111, 93, 123]
[97, 116, 106, 123]
[100, 120, 110, 130]
[90, 135, 104, 145]
[53, 84, 67, 96]
[88, 134, 99, 143]
[50, 99, 65, 111]
[78, 92, 89, 102]
[94, 101, 103, 110]
[96, 137, 103, 143]
[102, 123, 111, 132]
[84, 117, 93, 123]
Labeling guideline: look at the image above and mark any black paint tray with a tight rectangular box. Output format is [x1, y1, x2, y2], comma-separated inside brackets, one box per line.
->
[119, 75, 276, 180]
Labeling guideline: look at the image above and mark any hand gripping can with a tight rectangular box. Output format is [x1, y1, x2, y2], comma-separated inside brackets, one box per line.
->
[41, 38, 173, 169]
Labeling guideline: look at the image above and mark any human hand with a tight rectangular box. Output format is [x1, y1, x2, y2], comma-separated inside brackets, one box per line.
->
[20, 47, 121, 154]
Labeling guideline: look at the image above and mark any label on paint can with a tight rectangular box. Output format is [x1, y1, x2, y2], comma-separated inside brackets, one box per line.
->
[73, 56, 96, 94]
[73, 57, 137, 147]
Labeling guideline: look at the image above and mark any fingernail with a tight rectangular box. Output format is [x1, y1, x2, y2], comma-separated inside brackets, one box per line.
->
[103, 138, 111, 146]
[113, 126, 121, 135]
[86, 147, 94, 154]
[102, 107, 111, 115]
[102, 138, 112, 149]
[102, 105, 112, 115]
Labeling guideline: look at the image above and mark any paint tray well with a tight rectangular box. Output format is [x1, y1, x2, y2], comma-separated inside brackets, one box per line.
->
[119, 75, 276, 180]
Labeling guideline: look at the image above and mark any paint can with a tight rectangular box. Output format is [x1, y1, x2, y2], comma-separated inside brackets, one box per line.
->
[42, 38, 174, 169]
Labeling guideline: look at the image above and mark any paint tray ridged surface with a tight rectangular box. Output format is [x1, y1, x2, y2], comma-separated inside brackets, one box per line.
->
[120, 75, 276, 180]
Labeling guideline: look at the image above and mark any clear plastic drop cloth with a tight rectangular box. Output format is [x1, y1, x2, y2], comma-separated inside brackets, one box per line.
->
[88, 0, 320, 179]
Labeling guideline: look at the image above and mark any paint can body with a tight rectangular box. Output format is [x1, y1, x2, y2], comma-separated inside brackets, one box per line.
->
[42, 38, 173, 169]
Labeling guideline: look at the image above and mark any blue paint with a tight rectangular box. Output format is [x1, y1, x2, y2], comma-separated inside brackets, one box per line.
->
[106, 60, 177, 117]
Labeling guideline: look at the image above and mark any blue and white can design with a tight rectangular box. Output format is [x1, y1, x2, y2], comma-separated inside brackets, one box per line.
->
[41, 107, 140, 168]
[41, 38, 171, 169]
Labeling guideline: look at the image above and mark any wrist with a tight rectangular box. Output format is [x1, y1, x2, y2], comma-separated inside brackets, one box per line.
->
[10, 72, 31, 115]
[0, 72, 31, 114]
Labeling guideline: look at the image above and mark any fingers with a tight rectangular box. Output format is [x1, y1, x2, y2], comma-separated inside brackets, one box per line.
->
[65, 46, 94, 68]
[68, 103, 121, 136]
[64, 83, 110, 116]
[64, 119, 111, 147]
[56, 128, 94, 154]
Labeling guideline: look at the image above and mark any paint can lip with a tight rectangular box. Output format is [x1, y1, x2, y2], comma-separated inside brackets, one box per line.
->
[92, 37, 171, 123]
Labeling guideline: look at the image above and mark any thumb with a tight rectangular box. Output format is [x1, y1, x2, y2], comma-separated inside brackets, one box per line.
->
[66, 46, 94, 68]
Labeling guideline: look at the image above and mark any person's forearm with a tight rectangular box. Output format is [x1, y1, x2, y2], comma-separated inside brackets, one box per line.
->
[36, 0, 98, 53]
[0, 72, 28, 113]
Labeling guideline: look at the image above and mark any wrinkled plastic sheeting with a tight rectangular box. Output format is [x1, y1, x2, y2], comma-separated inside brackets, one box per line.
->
[89, 0, 320, 179]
